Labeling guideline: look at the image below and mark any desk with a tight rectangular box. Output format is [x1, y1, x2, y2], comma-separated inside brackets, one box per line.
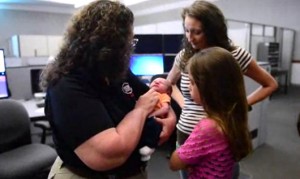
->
[19, 99, 45, 121]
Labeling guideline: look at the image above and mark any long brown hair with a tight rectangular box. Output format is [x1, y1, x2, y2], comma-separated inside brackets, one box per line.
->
[40, 0, 134, 89]
[180, 0, 235, 71]
[189, 47, 252, 161]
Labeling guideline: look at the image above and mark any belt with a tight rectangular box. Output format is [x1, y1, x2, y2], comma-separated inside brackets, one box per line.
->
[64, 164, 146, 179]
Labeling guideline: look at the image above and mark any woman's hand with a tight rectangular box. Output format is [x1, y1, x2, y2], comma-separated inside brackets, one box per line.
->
[155, 107, 177, 145]
[135, 88, 160, 115]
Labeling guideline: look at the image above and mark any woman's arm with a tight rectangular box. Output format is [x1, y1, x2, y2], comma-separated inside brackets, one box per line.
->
[245, 60, 278, 105]
[74, 89, 160, 171]
[167, 62, 184, 108]
[155, 107, 177, 145]
[171, 85, 184, 108]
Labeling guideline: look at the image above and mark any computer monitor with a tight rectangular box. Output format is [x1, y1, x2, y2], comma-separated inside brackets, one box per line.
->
[163, 55, 176, 72]
[134, 34, 163, 54]
[163, 34, 183, 54]
[30, 69, 43, 95]
[130, 54, 164, 76]
[0, 49, 10, 99]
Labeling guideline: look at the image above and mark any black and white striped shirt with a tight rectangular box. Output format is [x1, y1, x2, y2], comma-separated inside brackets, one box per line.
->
[175, 47, 252, 134]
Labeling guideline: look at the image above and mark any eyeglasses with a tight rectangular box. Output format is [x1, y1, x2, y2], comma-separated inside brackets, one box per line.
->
[131, 38, 139, 47]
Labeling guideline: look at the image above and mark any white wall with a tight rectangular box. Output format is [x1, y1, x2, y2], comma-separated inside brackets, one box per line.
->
[0, 9, 71, 56]
[2, 1, 299, 58]
[131, 0, 300, 59]
[214, 0, 299, 59]
[134, 20, 183, 34]
[1, 0, 300, 85]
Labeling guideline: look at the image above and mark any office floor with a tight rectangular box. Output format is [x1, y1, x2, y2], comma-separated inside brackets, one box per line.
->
[31, 85, 300, 179]
[239, 85, 300, 179]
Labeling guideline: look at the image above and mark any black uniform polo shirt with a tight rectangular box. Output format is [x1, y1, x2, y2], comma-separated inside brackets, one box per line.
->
[45, 69, 161, 176]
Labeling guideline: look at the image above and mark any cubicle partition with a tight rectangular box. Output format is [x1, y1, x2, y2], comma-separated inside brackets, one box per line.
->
[6, 65, 46, 100]
[245, 62, 271, 148]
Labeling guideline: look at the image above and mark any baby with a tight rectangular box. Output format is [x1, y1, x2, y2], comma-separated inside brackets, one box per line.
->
[149, 77, 172, 117]
[139, 77, 172, 161]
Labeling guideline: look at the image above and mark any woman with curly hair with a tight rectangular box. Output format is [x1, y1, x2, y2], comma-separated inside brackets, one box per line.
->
[42, 1, 176, 178]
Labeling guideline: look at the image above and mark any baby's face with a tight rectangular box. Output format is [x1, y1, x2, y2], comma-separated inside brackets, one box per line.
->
[150, 78, 170, 93]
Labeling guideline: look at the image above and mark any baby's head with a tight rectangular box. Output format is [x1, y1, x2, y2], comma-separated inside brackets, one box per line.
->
[150, 77, 172, 95]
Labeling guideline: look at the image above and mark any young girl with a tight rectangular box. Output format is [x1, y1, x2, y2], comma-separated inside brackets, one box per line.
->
[169, 47, 253, 179]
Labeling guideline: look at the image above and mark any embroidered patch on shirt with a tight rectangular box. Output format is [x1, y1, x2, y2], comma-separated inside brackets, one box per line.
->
[122, 82, 133, 94]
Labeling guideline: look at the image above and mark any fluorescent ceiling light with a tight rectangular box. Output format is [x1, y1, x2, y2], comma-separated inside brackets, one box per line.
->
[40, 0, 149, 8]
[122, 0, 149, 6]
[40, 0, 74, 5]
[74, 0, 94, 8]
[75, 0, 150, 8]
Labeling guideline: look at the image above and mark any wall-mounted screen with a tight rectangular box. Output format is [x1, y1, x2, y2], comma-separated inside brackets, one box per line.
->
[163, 55, 175, 72]
[0, 49, 10, 99]
[134, 34, 163, 54]
[130, 54, 164, 76]
[163, 34, 183, 54]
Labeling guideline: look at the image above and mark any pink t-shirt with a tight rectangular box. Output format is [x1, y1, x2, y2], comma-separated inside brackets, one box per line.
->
[177, 119, 235, 179]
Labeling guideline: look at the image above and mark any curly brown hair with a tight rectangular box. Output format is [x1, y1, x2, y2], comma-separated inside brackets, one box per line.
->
[40, 0, 134, 89]
[179, 0, 235, 71]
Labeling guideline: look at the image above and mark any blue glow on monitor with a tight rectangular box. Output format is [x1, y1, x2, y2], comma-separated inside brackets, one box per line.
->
[0, 49, 10, 99]
[0, 50, 5, 73]
[130, 54, 164, 76]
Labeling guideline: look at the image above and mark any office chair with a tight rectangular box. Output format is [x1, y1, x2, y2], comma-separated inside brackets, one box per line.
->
[0, 99, 57, 179]
[34, 120, 52, 144]
[30, 68, 52, 144]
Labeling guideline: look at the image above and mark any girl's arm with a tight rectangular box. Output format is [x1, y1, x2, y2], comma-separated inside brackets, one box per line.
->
[169, 149, 188, 171]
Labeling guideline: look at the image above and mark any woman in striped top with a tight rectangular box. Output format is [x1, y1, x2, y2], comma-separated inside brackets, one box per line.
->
[166, 0, 277, 178]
